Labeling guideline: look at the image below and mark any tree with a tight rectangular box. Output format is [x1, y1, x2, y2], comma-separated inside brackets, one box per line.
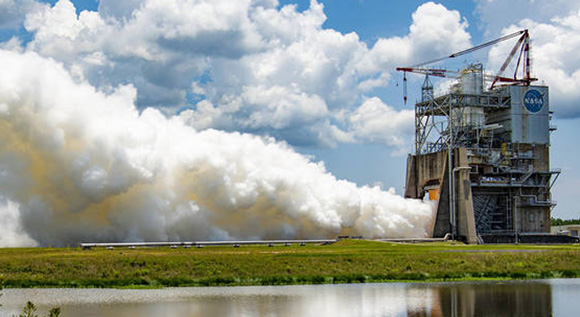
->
[551, 217, 580, 226]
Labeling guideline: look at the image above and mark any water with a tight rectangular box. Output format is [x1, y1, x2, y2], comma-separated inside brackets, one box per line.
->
[1, 279, 579, 316]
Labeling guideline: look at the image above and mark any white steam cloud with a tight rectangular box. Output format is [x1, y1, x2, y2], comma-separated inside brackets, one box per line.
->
[0, 50, 433, 247]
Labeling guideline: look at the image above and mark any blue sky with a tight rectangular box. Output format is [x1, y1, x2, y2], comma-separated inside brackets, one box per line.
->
[1, 0, 579, 222]
[312, 0, 479, 42]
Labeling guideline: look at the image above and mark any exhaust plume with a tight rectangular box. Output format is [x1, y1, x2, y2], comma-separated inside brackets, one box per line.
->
[0, 50, 433, 247]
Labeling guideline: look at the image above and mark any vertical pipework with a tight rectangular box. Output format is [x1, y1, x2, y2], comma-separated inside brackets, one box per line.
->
[525, 31, 531, 84]
[449, 149, 454, 241]
[415, 103, 420, 155]
[448, 101, 454, 241]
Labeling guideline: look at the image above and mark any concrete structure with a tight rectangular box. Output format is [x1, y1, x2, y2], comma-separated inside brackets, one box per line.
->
[404, 64, 559, 243]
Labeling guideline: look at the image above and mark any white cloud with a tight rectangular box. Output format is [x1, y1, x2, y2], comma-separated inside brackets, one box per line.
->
[364, 2, 471, 71]
[0, 0, 45, 29]
[475, 0, 580, 37]
[0, 36, 23, 52]
[97, 0, 144, 20]
[408, 2, 471, 61]
[486, 10, 580, 117]
[12, 0, 472, 148]
[346, 97, 415, 152]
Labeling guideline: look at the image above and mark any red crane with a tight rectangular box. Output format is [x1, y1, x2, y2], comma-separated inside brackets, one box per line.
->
[396, 29, 536, 105]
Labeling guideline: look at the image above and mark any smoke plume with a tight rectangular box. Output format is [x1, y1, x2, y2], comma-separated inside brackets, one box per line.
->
[0, 50, 433, 247]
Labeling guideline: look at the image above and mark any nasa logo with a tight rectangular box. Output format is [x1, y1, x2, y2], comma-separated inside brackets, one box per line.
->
[523, 89, 544, 113]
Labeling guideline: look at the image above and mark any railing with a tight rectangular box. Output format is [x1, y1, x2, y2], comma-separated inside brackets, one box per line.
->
[79, 239, 338, 250]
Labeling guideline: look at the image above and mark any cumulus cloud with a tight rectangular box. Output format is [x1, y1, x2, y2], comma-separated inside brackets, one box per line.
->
[363, 2, 471, 70]
[0, 0, 45, 29]
[97, 0, 145, 20]
[475, 0, 580, 37]
[10, 0, 472, 149]
[0, 49, 433, 247]
[347, 97, 415, 152]
[486, 9, 580, 117]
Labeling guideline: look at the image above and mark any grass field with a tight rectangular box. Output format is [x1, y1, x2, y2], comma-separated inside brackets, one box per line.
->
[1, 240, 579, 288]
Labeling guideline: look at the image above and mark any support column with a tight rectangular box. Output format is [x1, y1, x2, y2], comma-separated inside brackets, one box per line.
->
[454, 148, 478, 244]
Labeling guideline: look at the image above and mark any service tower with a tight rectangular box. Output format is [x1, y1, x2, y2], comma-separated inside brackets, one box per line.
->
[400, 30, 560, 243]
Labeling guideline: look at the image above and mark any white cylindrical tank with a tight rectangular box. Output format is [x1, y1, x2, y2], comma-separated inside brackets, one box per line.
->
[458, 64, 483, 95]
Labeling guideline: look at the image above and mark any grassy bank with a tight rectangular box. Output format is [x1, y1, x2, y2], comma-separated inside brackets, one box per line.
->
[1, 240, 579, 288]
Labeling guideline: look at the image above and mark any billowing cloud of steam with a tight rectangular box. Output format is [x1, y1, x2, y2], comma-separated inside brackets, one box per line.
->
[0, 50, 433, 247]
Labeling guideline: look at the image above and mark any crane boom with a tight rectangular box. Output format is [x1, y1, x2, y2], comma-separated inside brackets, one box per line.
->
[411, 30, 526, 68]
[396, 29, 535, 105]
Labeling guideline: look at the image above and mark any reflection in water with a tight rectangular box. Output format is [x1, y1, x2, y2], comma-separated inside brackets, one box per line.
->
[0, 279, 577, 317]
[406, 281, 551, 317]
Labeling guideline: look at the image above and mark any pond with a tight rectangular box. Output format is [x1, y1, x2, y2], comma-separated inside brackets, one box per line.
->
[1, 279, 578, 316]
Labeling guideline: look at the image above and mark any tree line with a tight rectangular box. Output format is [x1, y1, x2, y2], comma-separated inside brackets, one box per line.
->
[551, 217, 580, 226]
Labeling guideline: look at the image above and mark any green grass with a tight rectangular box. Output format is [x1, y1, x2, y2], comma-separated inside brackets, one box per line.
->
[1, 240, 579, 288]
